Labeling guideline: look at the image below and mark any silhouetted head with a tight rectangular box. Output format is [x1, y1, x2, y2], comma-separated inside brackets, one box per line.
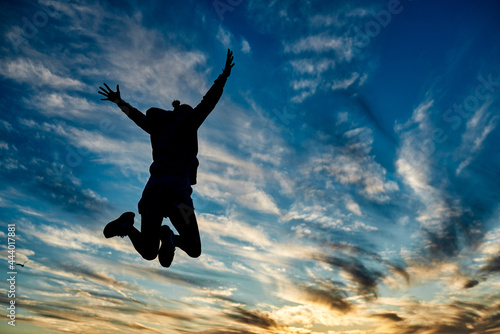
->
[146, 107, 175, 122]
[172, 100, 193, 113]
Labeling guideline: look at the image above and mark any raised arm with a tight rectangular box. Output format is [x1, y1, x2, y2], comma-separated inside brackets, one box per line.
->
[98, 83, 151, 134]
[188, 49, 235, 128]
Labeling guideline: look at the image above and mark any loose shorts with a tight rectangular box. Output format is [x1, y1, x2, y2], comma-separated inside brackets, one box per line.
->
[138, 175, 194, 218]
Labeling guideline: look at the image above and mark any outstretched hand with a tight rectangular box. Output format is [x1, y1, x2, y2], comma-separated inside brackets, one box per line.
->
[222, 49, 235, 77]
[98, 83, 121, 103]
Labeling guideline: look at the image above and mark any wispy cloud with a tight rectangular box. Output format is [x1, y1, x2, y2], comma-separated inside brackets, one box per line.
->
[303, 126, 398, 201]
[0, 58, 85, 89]
[19, 117, 151, 177]
[456, 99, 498, 175]
[241, 39, 251, 53]
[257, 2, 376, 103]
[395, 100, 450, 225]
[25, 92, 108, 120]
[216, 25, 232, 48]
[284, 34, 353, 60]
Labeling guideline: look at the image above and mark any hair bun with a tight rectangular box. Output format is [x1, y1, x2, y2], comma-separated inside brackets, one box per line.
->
[172, 100, 181, 109]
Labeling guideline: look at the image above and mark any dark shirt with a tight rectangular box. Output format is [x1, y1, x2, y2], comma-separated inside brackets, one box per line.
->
[122, 73, 228, 185]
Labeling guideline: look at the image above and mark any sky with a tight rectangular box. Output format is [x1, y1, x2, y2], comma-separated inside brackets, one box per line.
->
[0, 0, 500, 333]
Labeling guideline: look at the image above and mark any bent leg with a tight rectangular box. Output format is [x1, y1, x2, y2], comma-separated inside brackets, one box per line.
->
[128, 214, 163, 260]
[168, 205, 201, 258]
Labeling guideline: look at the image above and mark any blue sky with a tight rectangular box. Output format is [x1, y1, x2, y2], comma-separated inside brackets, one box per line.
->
[1, 0, 500, 333]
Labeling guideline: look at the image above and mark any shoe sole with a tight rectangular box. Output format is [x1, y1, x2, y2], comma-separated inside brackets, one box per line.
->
[104, 212, 135, 238]
[159, 226, 175, 267]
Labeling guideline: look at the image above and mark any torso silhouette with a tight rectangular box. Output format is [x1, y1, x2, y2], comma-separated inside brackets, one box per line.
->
[125, 74, 228, 184]
[145, 107, 200, 184]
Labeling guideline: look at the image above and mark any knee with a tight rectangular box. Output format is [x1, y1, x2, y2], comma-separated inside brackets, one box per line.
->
[141, 251, 158, 261]
[187, 246, 201, 259]
[159, 257, 173, 268]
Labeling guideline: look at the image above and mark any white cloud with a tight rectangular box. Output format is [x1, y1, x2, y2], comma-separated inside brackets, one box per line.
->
[345, 198, 362, 216]
[394, 100, 435, 197]
[18, 1, 211, 112]
[201, 136, 267, 173]
[0, 120, 13, 132]
[200, 213, 273, 249]
[284, 34, 353, 61]
[22, 219, 136, 255]
[216, 25, 232, 48]
[250, 2, 375, 104]
[0, 58, 84, 89]
[289, 58, 336, 75]
[197, 171, 281, 215]
[284, 28, 363, 102]
[309, 8, 371, 28]
[348, 221, 377, 231]
[456, 99, 498, 175]
[19, 118, 151, 177]
[241, 39, 251, 53]
[330, 72, 360, 90]
[306, 129, 398, 201]
[26, 92, 105, 120]
[309, 13, 343, 28]
[290, 78, 320, 103]
[394, 99, 459, 228]
[336, 112, 349, 125]
[106, 45, 209, 107]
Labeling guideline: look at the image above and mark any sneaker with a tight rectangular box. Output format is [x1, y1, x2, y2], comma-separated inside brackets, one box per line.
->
[103, 212, 135, 238]
[159, 225, 175, 268]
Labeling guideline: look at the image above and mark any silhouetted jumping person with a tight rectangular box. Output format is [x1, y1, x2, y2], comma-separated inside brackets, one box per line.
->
[99, 49, 234, 267]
